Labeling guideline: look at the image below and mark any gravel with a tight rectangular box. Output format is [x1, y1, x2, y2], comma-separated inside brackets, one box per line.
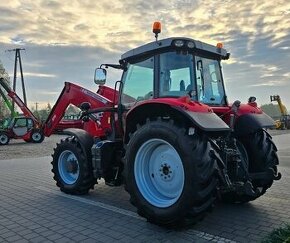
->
[0, 135, 67, 160]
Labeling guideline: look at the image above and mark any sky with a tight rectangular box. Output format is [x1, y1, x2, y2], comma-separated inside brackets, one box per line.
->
[0, 0, 290, 110]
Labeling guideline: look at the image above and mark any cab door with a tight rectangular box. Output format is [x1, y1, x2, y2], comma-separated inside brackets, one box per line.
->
[12, 118, 30, 136]
[120, 56, 155, 131]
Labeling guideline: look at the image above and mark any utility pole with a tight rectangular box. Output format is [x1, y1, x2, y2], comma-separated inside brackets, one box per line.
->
[6, 48, 27, 117]
[35, 102, 38, 112]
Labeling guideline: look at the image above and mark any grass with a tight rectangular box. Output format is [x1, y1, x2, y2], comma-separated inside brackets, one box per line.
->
[262, 224, 290, 243]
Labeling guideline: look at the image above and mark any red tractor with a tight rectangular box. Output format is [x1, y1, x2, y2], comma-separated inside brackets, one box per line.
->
[48, 24, 281, 226]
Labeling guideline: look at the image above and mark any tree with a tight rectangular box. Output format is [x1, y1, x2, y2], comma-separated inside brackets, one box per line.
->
[37, 109, 48, 122]
[260, 103, 281, 119]
[0, 61, 12, 119]
[0, 61, 10, 82]
[47, 103, 52, 113]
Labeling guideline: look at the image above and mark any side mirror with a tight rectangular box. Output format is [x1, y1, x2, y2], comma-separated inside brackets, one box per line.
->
[94, 68, 107, 85]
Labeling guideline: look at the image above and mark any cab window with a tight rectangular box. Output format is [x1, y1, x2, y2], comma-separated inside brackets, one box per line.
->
[196, 57, 225, 105]
[14, 118, 27, 127]
[27, 119, 33, 128]
[121, 57, 154, 106]
[159, 52, 194, 98]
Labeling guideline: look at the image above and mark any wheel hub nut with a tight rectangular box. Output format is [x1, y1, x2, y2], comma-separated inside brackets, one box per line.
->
[160, 163, 172, 180]
[67, 160, 78, 173]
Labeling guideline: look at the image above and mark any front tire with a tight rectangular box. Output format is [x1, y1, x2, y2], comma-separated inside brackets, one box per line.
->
[31, 129, 45, 143]
[51, 137, 95, 195]
[125, 119, 217, 226]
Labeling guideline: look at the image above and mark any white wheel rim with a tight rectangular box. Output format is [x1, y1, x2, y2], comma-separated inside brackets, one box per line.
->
[0, 134, 8, 144]
[134, 138, 185, 208]
[32, 132, 41, 141]
[58, 150, 80, 185]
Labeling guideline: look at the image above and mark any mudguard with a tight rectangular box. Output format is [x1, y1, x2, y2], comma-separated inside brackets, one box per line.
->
[62, 128, 94, 160]
[125, 102, 230, 144]
[234, 113, 275, 136]
[181, 109, 230, 132]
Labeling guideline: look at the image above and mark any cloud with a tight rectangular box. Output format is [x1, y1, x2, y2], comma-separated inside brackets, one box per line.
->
[23, 72, 57, 78]
[0, 0, 290, 108]
[248, 78, 287, 88]
[0, 42, 121, 108]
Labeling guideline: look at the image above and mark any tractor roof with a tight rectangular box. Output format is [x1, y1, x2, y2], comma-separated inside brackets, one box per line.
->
[120, 37, 229, 63]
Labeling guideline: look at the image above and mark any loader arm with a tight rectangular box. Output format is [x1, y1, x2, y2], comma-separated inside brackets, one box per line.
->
[0, 77, 38, 124]
[270, 95, 288, 116]
[43, 82, 114, 137]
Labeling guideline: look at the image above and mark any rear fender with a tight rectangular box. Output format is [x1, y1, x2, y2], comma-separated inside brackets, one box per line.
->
[124, 103, 230, 143]
[234, 113, 275, 136]
[63, 128, 94, 160]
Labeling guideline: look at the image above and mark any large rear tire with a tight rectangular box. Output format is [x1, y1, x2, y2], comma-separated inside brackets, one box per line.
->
[51, 137, 95, 195]
[124, 119, 217, 226]
[224, 129, 279, 203]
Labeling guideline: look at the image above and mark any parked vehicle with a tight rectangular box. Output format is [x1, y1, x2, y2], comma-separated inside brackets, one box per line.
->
[270, 95, 290, 129]
[49, 23, 281, 226]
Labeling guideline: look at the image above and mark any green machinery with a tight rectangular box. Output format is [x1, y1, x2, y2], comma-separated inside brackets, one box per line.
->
[0, 86, 18, 128]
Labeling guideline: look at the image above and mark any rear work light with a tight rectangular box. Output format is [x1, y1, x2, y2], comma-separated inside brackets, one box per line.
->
[187, 41, 195, 48]
[173, 40, 184, 47]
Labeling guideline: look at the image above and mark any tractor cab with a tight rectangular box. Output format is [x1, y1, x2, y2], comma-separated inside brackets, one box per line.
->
[9, 117, 34, 136]
[96, 37, 230, 110]
[121, 41, 228, 107]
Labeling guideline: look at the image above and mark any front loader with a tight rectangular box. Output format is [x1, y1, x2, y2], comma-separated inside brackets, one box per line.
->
[50, 23, 281, 226]
[0, 77, 117, 145]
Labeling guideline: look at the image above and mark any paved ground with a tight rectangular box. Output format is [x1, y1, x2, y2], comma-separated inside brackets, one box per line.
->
[0, 133, 289, 243]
